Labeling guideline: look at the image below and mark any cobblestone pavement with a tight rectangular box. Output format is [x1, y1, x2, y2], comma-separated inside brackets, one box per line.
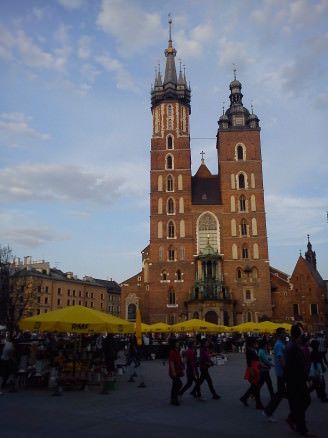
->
[0, 352, 326, 437]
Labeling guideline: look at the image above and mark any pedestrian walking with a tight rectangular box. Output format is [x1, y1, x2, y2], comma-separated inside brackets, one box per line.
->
[179, 339, 201, 400]
[194, 338, 220, 400]
[240, 336, 263, 409]
[168, 339, 184, 406]
[258, 337, 274, 399]
[309, 339, 328, 402]
[285, 324, 313, 436]
[317, 332, 328, 367]
[263, 327, 288, 422]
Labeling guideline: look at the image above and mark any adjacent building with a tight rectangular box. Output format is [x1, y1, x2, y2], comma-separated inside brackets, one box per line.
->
[10, 257, 121, 319]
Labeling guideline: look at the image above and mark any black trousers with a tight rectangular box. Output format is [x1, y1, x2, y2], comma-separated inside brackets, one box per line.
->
[180, 371, 201, 397]
[264, 376, 285, 416]
[260, 369, 274, 398]
[241, 381, 263, 408]
[288, 387, 311, 434]
[195, 368, 217, 397]
[170, 376, 183, 402]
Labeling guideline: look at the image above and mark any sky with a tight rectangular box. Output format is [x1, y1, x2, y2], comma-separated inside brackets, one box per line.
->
[0, 0, 327, 283]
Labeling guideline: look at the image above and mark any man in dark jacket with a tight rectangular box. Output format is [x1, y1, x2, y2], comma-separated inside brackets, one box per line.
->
[285, 325, 313, 437]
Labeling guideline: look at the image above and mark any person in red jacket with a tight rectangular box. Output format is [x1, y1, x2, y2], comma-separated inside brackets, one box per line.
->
[168, 339, 184, 405]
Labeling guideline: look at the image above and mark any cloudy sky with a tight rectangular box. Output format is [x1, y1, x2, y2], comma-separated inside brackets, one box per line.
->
[1, 0, 327, 282]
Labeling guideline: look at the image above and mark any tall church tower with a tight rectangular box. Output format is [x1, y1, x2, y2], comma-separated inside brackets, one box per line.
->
[216, 71, 272, 322]
[145, 19, 194, 323]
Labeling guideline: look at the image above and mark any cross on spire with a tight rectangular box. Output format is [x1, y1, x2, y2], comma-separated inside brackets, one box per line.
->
[233, 63, 237, 80]
[200, 150, 205, 163]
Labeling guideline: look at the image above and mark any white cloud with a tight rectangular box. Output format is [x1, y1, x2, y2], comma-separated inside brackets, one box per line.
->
[4, 227, 59, 248]
[0, 163, 128, 204]
[0, 113, 49, 141]
[289, 0, 328, 26]
[58, 0, 84, 9]
[95, 53, 134, 90]
[266, 193, 328, 246]
[33, 8, 44, 20]
[81, 63, 99, 83]
[97, 0, 164, 55]
[78, 36, 91, 59]
[0, 24, 66, 71]
[217, 37, 255, 70]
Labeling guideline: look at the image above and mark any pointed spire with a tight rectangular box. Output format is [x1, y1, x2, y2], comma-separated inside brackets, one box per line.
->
[305, 234, 317, 271]
[164, 16, 177, 86]
[151, 16, 191, 112]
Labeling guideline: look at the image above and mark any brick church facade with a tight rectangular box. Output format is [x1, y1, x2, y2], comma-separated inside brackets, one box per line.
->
[120, 20, 272, 326]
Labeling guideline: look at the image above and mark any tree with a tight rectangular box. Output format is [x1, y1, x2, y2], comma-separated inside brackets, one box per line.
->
[0, 245, 39, 335]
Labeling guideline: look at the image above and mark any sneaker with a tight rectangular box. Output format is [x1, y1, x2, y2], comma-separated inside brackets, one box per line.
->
[212, 394, 221, 400]
[262, 411, 278, 423]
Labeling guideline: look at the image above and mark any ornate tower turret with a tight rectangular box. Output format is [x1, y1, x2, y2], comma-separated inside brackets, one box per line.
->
[151, 18, 191, 112]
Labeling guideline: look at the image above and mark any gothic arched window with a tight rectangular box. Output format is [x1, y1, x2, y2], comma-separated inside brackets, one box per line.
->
[242, 245, 249, 259]
[237, 145, 244, 160]
[169, 288, 176, 304]
[167, 135, 173, 149]
[241, 219, 247, 236]
[197, 212, 219, 253]
[167, 198, 174, 214]
[168, 246, 175, 261]
[239, 195, 246, 211]
[176, 270, 182, 281]
[128, 304, 136, 321]
[167, 175, 174, 192]
[168, 221, 175, 238]
[238, 173, 245, 189]
[166, 155, 173, 169]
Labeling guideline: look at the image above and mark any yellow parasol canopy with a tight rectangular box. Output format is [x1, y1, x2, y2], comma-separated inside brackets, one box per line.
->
[171, 319, 227, 333]
[19, 305, 134, 334]
[148, 322, 172, 333]
[230, 322, 262, 333]
[256, 321, 281, 333]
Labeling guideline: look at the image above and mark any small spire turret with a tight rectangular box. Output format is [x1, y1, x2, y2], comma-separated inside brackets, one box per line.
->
[305, 234, 317, 271]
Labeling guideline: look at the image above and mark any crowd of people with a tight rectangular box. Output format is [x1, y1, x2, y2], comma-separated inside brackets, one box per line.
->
[168, 326, 327, 437]
[1, 324, 327, 437]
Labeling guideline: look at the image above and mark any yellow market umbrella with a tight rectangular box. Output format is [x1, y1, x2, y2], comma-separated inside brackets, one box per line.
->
[230, 322, 261, 333]
[171, 319, 225, 333]
[148, 322, 172, 333]
[256, 321, 281, 333]
[19, 305, 134, 334]
[129, 322, 151, 334]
